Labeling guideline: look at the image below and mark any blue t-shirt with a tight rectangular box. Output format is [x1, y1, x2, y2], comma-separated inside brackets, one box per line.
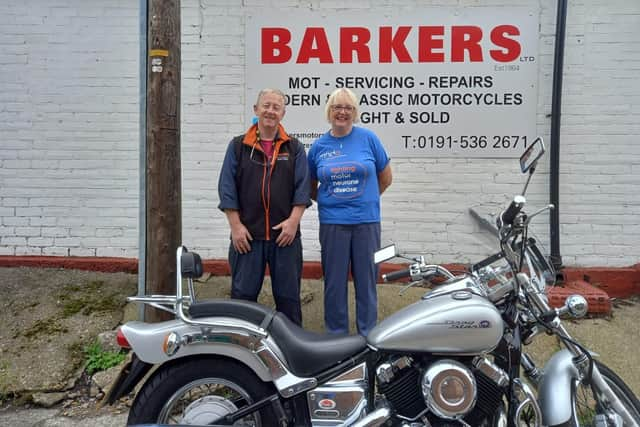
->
[308, 126, 390, 224]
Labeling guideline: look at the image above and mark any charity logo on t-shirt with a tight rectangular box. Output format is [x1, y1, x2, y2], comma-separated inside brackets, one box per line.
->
[321, 161, 367, 199]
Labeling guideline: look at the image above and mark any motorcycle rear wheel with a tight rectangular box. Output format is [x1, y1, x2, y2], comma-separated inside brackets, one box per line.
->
[127, 357, 277, 426]
[572, 361, 640, 426]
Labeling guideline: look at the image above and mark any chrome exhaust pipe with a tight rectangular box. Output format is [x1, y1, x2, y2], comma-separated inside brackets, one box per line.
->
[351, 405, 391, 427]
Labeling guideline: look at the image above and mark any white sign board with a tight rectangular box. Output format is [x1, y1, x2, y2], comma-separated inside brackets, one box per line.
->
[246, 8, 538, 157]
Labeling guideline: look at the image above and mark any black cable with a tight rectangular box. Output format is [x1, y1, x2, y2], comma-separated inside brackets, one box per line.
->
[522, 292, 595, 385]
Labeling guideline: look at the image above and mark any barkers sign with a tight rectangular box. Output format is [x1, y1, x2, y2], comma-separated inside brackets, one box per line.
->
[246, 8, 538, 157]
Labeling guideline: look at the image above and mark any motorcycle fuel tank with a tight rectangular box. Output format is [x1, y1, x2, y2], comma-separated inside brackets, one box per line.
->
[368, 290, 504, 354]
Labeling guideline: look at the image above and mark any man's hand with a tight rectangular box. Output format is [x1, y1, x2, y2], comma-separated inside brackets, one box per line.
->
[273, 217, 298, 247]
[224, 209, 253, 254]
[230, 222, 253, 254]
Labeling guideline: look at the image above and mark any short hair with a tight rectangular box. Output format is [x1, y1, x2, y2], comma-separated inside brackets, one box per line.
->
[255, 88, 286, 109]
[324, 88, 360, 123]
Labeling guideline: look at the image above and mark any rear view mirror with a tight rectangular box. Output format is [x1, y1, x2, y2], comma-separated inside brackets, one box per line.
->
[520, 137, 545, 173]
[374, 244, 398, 264]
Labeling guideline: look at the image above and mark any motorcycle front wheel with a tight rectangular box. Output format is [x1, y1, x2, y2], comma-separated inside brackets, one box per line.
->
[572, 361, 640, 426]
[127, 357, 277, 426]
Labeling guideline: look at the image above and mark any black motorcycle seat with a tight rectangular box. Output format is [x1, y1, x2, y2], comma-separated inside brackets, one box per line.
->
[188, 299, 367, 377]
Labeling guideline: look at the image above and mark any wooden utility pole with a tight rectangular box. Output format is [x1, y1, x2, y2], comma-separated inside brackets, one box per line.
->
[145, 0, 181, 322]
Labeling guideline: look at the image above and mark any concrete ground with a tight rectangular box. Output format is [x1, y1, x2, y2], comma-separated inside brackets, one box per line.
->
[0, 408, 127, 426]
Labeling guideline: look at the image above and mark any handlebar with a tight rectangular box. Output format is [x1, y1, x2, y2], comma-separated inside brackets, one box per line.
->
[500, 195, 526, 226]
[470, 252, 505, 272]
[382, 268, 411, 282]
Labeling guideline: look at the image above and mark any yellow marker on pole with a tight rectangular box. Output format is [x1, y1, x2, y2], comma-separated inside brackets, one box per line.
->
[149, 49, 169, 57]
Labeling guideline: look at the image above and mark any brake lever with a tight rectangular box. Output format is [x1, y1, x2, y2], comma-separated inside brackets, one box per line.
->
[399, 280, 424, 296]
[398, 267, 450, 296]
[524, 204, 555, 226]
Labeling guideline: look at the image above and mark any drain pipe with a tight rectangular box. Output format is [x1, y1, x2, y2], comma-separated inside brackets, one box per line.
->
[138, 0, 148, 320]
[549, 0, 568, 271]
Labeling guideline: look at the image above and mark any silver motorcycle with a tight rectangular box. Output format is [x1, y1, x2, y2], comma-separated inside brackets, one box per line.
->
[107, 137, 640, 426]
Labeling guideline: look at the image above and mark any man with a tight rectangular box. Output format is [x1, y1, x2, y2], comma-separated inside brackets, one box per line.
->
[218, 88, 310, 325]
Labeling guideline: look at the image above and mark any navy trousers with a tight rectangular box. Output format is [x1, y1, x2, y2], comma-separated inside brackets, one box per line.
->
[228, 238, 302, 325]
[320, 223, 381, 336]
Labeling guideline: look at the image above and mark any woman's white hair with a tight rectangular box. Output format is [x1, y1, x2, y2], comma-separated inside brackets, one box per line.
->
[324, 88, 359, 123]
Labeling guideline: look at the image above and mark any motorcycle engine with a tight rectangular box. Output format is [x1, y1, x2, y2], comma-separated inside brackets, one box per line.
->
[377, 356, 505, 425]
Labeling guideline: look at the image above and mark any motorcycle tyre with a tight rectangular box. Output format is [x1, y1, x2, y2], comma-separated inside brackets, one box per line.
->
[127, 357, 277, 426]
[571, 360, 640, 426]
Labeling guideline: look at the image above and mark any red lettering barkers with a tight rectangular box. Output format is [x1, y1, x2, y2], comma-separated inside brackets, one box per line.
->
[261, 25, 521, 64]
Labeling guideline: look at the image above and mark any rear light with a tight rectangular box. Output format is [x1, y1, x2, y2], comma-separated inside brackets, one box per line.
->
[116, 327, 131, 349]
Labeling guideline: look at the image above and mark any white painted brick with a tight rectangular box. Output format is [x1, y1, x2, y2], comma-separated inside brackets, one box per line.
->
[40, 227, 69, 237]
[15, 207, 44, 217]
[15, 246, 43, 256]
[0, 246, 15, 255]
[77, 237, 109, 247]
[622, 224, 640, 234]
[95, 247, 130, 257]
[555, 244, 595, 256]
[615, 235, 640, 246]
[27, 237, 54, 246]
[2, 237, 27, 246]
[42, 247, 70, 256]
[2, 160, 31, 169]
[14, 227, 41, 237]
[2, 217, 29, 227]
[0, 226, 15, 237]
[69, 227, 97, 237]
[69, 247, 97, 257]
[54, 237, 81, 247]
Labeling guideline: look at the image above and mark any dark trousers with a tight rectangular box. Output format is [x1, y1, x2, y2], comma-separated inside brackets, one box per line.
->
[320, 223, 380, 336]
[228, 238, 302, 325]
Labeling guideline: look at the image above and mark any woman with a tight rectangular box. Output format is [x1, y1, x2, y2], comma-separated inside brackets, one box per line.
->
[308, 88, 392, 336]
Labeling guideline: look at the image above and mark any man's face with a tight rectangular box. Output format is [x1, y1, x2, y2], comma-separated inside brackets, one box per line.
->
[254, 92, 285, 130]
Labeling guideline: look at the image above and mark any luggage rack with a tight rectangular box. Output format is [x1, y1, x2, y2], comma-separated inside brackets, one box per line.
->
[126, 245, 268, 338]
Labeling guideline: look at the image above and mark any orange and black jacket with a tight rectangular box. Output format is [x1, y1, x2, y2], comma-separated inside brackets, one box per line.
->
[218, 123, 311, 241]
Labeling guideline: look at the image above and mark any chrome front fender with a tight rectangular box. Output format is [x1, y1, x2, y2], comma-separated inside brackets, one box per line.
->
[120, 317, 317, 397]
[537, 349, 579, 426]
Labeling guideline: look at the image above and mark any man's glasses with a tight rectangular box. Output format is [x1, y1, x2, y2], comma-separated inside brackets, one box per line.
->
[249, 143, 268, 167]
[331, 104, 355, 112]
[260, 102, 283, 112]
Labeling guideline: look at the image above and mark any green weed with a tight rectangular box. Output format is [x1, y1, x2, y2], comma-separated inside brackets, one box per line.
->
[84, 340, 126, 375]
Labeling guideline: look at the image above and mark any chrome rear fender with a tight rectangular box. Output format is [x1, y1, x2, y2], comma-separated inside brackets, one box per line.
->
[120, 317, 318, 397]
[537, 349, 578, 426]
[121, 319, 272, 380]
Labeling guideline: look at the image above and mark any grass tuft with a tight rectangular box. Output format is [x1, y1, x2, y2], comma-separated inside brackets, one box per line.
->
[84, 340, 126, 375]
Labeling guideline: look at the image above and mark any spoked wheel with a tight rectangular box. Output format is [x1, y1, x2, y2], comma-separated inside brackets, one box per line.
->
[127, 358, 277, 426]
[572, 361, 640, 426]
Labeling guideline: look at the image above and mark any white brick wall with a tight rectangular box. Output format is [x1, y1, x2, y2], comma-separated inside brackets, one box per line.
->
[1, 0, 639, 267]
[0, 0, 139, 257]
